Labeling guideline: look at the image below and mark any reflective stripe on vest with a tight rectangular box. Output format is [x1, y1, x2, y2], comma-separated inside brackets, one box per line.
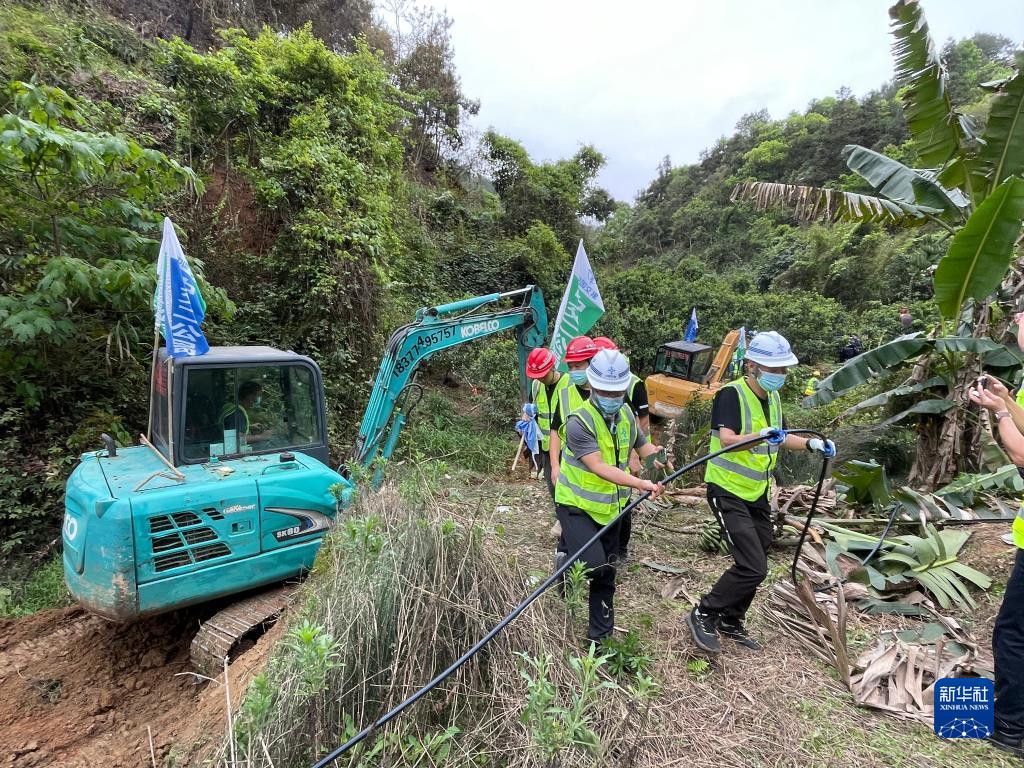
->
[557, 379, 588, 443]
[532, 379, 555, 451]
[555, 400, 636, 525]
[1014, 507, 1024, 550]
[704, 378, 782, 502]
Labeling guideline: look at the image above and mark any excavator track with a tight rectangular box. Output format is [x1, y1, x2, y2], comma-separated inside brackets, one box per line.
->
[190, 584, 298, 678]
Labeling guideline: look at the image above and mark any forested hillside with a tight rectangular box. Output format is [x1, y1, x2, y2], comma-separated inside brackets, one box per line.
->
[0, 0, 1016, 551]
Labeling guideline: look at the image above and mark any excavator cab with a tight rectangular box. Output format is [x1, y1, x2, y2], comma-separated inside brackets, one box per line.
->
[646, 330, 740, 419]
[652, 342, 715, 384]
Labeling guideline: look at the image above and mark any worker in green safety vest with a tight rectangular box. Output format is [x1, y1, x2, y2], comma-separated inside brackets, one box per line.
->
[554, 349, 666, 644]
[549, 336, 599, 560]
[593, 336, 651, 565]
[969, 375, 1024, 758]
[219, 380, 272, 448]
[803, 370, 821, 397]
[526, 347, 561, 496]
[687, 330, 835, 655]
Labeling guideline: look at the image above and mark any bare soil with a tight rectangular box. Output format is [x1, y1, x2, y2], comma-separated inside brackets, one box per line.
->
[0, 602, 275, 767]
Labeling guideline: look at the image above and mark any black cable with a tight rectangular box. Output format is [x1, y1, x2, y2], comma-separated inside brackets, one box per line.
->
[787, 430, 831, 585]
[312, 429, 830, 768]
[859, 501, 902, 568]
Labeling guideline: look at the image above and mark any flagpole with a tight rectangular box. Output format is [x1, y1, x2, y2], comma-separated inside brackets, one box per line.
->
[146, 327, 159, 442]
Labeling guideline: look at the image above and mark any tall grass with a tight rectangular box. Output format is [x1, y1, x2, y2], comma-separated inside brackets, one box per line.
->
[224, 485, 667, 767]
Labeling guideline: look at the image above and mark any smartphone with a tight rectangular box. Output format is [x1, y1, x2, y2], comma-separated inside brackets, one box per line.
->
[980, 376, 990, 389]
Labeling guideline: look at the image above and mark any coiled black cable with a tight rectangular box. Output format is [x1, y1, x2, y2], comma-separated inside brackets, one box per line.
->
[312, 428, 830, 768]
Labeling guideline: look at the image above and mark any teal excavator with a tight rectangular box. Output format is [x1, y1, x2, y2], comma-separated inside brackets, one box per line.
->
[62, 286, 546, 673]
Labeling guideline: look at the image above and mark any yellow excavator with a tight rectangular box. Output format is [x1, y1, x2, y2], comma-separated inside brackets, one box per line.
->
[645, 330, 741, 418]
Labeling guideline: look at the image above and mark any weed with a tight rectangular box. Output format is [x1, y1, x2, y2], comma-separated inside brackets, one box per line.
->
[518, 644, 618, 759]
[563, 559, 589, 620]
[0, 553, 70, 618]
[686, 658, 712, 679]
[599, 629, 653, 678]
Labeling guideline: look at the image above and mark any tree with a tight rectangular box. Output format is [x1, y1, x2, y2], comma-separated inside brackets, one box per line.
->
[0, 80, 216, 405]
[732, 0, 1024, 488]
[482, 132, 615, 248]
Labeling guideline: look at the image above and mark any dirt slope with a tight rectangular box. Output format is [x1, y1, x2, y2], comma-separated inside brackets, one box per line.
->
[0, 605, 235, 767]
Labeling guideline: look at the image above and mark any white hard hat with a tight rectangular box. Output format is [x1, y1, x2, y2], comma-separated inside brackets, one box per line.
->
[746, 330, 799, 367]
[587, 349, 631, 391]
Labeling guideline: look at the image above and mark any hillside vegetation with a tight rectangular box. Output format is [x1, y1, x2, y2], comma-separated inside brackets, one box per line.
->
[0, 0, 1017, 550]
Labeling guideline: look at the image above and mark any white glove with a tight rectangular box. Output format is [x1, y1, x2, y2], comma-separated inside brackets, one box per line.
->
[807, 438, 836, 458]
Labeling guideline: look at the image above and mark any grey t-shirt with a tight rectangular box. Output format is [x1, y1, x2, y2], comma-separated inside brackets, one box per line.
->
[566, 411, 648, 460]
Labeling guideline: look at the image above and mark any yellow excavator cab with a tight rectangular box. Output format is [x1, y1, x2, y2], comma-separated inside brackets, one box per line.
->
[646, 329, 740, 419]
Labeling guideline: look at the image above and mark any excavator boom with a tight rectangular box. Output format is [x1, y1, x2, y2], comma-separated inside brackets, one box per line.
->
[351, 286, 547, 473]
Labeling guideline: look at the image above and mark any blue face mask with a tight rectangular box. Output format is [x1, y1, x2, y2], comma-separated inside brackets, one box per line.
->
[595, 394, 625, 416]
[569, 370, 589, 386]
[757, 370, 787, 392]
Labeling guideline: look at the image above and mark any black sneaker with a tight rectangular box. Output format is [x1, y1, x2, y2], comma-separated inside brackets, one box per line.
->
[686, 607, 721, 654]
[989, 731, 1024, 759]
[553, 550, 567, 597]
[716, 618, 763, 651]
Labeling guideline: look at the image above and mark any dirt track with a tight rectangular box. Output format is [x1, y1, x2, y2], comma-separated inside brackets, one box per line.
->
[0, 606, 216, 767]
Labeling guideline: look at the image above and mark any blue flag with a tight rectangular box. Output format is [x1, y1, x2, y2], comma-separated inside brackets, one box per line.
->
[154, 217, 209, 357]
[684, 308, 698, 342]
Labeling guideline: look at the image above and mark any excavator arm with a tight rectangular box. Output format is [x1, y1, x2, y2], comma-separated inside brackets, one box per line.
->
[350, 286, 547, 476]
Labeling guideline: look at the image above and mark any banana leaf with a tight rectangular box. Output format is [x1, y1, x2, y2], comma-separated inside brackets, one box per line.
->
[833, 460, 892, 507]
[937, 464, 1024, 499]
[839, 376, 945, 418]
[889, 0, 974, 170]
[803, 334, 931, 406]
[842, 145, 966, 218]
[944, 560, 993, 589]
[974, 52, 1024, 204]
[879, 397, 954, 426]
[933, 176, 1024, 319]
[730, 181, 937, 223]
[932, 336, 1005, 355]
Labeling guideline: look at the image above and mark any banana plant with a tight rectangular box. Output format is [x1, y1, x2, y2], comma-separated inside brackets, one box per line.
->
[732, 1, 1024, 489]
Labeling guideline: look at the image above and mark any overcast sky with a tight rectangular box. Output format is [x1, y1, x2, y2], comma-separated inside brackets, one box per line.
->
[427, 0, 1024, 202]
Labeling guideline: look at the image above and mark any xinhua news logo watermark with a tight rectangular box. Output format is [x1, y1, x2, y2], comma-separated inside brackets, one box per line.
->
[934, 678, 994, 739]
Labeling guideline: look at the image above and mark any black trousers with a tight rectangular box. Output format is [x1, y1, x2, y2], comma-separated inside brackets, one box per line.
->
[541, 449, 555, 498]
[995, 547, 1024, 738]
[618, 507, 632, 557]
[557, 503, 620, 641]
[699, 490, 773, 621]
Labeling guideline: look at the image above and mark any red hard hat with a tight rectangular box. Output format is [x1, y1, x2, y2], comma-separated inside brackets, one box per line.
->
[526, 348, 557, 379]
[592, 336, 618, 351]
[564, 336, 599, 363]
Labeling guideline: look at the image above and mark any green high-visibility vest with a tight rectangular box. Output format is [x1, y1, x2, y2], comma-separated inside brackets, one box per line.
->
[532, 379, 556, 452]
[555, 399, 637, 525]
[804, 377, 819, 397]
[628, 374, 641, 401]
[704, 378, 782, 502]
[555, 375, 588, 444]
[1016, 387, 1024, 409]
[218, 403, 250, 434]
[1013, 508, 1024, 549]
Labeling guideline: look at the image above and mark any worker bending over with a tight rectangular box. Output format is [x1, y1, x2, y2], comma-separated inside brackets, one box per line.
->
[593, 335, 650, 564]
[688, 331, 835, 653]
[554, 349, 665, 644]
[526, 348, 561, 496]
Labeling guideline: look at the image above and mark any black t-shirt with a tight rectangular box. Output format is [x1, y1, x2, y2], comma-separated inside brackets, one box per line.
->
[550, 384, 590, 433]
[629, 379, 649, 419]
[708, 383, 783, 505]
